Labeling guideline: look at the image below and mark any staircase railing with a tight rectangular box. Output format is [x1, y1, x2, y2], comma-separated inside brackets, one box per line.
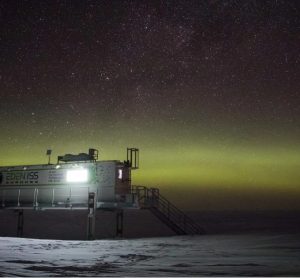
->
[132, 185, 205, 235]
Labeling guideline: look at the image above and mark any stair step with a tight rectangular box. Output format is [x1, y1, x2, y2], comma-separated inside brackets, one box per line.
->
[133, 185, 205, 235]
[150, 207, 187, 235]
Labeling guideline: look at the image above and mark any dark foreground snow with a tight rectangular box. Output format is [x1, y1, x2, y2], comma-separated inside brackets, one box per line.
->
[1, 233, 300, 276]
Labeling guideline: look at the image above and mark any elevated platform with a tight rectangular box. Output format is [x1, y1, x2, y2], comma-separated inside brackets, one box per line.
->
[0, 185, 204, 239]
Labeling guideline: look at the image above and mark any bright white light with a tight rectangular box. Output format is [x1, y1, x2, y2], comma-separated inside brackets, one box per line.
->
[118, 169, 123, 179]
[66, 169, 88, 183]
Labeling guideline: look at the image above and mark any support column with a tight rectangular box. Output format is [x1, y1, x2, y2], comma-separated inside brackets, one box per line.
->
[17, 210, 24, 237]
[116, 209, 124, 237]
[87, 192, 96, 240]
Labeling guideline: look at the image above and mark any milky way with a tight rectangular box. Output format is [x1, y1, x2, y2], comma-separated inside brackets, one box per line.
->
[0, 1, 299, 210]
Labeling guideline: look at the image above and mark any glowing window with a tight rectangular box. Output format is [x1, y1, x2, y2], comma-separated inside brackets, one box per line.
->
[118, 169, 123, 179]
[66, 169, 88, 183]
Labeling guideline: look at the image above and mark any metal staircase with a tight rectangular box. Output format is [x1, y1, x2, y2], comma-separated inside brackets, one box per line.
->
[132, 186, 205, 235]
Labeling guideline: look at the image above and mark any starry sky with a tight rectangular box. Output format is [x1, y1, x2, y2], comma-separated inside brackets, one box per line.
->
[0, 0, 299, 210]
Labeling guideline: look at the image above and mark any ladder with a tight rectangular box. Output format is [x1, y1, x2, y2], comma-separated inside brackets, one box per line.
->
[132, 186, 205, 235]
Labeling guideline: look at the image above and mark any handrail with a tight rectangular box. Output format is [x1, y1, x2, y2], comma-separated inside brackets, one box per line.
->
[132, 185, 205, 235]
[158, 196, 202, 231]
[0, 186, 88, 209]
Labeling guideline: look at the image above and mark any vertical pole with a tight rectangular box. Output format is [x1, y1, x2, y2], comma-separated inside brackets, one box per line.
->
[116, 210, 124, 237]
[33, 188, 36, 207]
[17, 189, 21, 207]
[2, 189, 5, 208]
[33, 188, 39, 208]
[52, 188, 55, 207]
[36, 188, 39, 208]
[17, 210, 24, 237]
[87, 192, 96, 240]
[46, 149, 52, 165]
[68, 187, 72, 208]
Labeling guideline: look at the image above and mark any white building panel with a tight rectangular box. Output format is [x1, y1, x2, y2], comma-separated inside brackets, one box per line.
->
[0, 159, 132, 208]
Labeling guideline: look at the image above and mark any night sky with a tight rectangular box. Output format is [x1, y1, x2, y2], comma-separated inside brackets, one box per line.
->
[0, 1, 299, 210]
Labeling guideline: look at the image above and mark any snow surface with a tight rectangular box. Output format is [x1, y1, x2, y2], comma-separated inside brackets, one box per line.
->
[1, 233, 300, 276]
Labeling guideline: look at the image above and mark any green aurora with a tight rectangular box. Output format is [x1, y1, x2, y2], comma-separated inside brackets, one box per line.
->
[1, 123, 299, 211]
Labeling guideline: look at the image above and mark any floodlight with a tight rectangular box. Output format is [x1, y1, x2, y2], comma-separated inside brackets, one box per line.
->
[66, 169, 88, 182]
